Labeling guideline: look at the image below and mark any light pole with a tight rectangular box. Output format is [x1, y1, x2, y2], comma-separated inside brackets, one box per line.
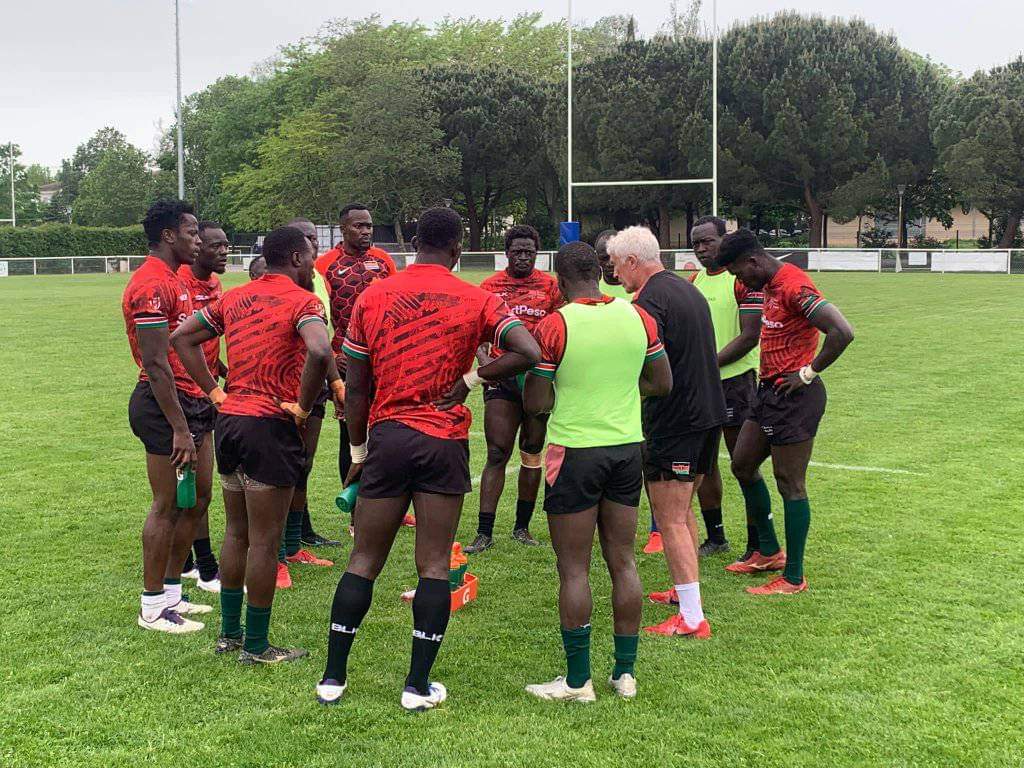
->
[175, 0, 185, 199]
[896, 184, 907, 249]
[8, 143, 14, 227]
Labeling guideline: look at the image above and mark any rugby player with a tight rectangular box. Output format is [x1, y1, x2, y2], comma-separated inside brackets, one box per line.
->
[271, 219, 337, 591]
[523, 241, 671, 702]
[248, 255, 266, 279]
[715, 229, 855, 594]
[466, 224, 563, 553]
[314, 204, 400, 521]
[315, 207, 540, 711]
[608, 226, 724, 638]
[687, 216, 763, 560]
[172, 225, 332, 663]
[176, 220, 229, 593]
[123, 199, 212, 633]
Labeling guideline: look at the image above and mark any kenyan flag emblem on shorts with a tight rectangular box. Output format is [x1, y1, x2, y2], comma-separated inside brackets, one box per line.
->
[671, 462, 690, 477]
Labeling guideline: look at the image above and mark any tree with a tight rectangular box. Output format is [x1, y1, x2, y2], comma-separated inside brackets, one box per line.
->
[51, 127, 133, 220]
[423, 64, 547, 249]
[932, 57, 1024, 247]
[0, 143, 48, 225]
[719, 14, 942, 247]
[71, 143, 155, 226]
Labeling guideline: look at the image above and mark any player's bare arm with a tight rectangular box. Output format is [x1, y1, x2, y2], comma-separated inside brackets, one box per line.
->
[717, 309, 761, 368]
[170, 315, 219, 396]
[342, 354, 372, 487]
[639, 352, 673, 397]
[435, 325, 540, 411]
[775, 304, 855, 395]
[522, 372, 555, 416]
[293, 321, 332, 417]
[138, 324, 196, 468]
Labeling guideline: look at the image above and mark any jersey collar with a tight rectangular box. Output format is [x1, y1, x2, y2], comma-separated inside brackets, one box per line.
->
[573, 295, 615, 306]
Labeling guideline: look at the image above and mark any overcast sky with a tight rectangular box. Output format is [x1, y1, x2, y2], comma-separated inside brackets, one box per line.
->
[3, 0, 1022, 169]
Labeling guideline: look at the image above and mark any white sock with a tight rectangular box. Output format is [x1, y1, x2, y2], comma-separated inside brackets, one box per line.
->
[140, 591, 166, 622]
[164, 581, 183, 608]
[675, 582, 704, 626]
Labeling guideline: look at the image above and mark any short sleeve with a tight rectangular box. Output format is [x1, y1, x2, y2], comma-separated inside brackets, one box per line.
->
[481, 293, 522, 348]
[530, 312, 567, 380]
[633, 292, 666, 345]
[197, 298, 224, 336]
[632, 305, 666, 362]
[341, 293, 370, 361]
[294, 293, 327, 332]
[129, 281, 171, 329]
[735, 280, 764, 314]
[783, 275, 829, 319]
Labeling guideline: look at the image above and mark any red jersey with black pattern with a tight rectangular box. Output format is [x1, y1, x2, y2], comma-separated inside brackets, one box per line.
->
[177, 265, 223, 376]
[314, 245, 397, 360]
[343, 263, 521, 440]
[759, 263, 829, 380]
[198, 274, 327, 418]
[479, 269, 563, 334]
[122, 255, 202, 397]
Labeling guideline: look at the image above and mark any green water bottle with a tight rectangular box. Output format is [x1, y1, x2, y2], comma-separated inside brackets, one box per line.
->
[335, 482, 359, 515]
[176, 464, 197, 509]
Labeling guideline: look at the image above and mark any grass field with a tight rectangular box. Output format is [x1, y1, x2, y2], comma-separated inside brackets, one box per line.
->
[1, 270, 1022, 767]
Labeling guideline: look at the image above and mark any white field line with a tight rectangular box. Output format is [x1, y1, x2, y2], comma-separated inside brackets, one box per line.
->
[471, 464, 518, 488]
[718, 452, 923, 476]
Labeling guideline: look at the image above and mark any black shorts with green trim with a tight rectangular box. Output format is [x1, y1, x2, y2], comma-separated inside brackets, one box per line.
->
[752, 376, 827, 445]
[543, 442, 644, 515]
[722, 369, 757, 428]
[128, 380, 214, 456]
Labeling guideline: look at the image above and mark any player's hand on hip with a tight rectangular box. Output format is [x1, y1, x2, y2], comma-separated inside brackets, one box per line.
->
[171, 429, 197, 469]
[774, 372, 804, 397]
[344, 462, 363, 488]
[280, 401, 310, 429]
[434, 378, 471, 411]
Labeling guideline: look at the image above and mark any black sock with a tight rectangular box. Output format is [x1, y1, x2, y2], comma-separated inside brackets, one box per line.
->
[193, 537, 218, 580]
[183, 550, 195, 573]
[745, 512, 759, 555]
[700, 507, 726, 543]
[405, 578, 451, 695]
[478, 512, 496, 538]
[513, 500, 534, 531]
[301, 506, 316, 539]
[323, 572, 374, 684]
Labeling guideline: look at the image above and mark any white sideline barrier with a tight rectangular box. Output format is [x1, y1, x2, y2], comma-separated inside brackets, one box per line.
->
[808, 250, 880, 271]
[0, 261, 8, 277]
[930, 251, 1009, 273]
[673, 253, 701, 271]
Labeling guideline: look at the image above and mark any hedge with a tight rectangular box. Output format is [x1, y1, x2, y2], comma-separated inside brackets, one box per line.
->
[0, 224, 148, 258]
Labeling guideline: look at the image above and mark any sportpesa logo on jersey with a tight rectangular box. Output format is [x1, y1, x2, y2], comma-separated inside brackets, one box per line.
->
[511, 304, 548, 318]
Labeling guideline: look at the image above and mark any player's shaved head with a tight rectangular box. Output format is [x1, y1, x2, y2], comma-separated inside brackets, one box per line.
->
[416, 207, 464, 251]
[263, 225, 310, 267]
[594, 229, 617, 253]
[554, 241, 602, 283]
[248, 255, 267, 280]
[693, 216, 726, 236]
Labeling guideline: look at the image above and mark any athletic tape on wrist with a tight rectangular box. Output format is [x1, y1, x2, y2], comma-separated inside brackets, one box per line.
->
[463, 370, 485, 389]
[798, 365, 818, 385]
[350, 442, 368, 464]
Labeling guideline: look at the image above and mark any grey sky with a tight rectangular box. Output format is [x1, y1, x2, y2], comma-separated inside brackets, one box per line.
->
[3, 0, 1022, 169]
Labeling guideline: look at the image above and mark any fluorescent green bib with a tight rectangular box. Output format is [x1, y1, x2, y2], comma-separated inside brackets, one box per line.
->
[691, 268, 759, 380]
[546, 298, 647, 448]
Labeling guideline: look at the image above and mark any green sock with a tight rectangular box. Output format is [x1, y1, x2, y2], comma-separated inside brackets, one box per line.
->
[220, 587, 244, 639]
[782, 498, 811, 585]
[741, 478, 780, 556]
[243, 604, 272, 654]
[612, 634, 638, 680]
[561, 624, 592, 689]
[285, 508, 303, 557]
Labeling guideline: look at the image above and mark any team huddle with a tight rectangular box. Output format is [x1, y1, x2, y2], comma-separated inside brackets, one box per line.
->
[122, 199, 853, 710]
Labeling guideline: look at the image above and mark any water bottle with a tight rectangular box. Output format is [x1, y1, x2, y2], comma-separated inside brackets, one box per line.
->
[176, 464, 197, 509]
[335, 482, 359, 514]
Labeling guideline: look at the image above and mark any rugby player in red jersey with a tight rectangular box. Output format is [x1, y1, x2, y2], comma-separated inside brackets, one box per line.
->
[172, 225, 333, 663]
[714, 229, 854, 595]
[123, 200, 211, 634]
[316, 207, 540, 711]
[466, 224, 563, 554]
[177, 221, 228, 594]
[314, 204, 398, 503]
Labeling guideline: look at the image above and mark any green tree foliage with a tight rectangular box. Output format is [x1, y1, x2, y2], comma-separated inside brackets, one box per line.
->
[0, 143, 48, 225]
[719, 14, 941, 247]
[51, 127, 133, 220]
[0, 224, 146, 257]
[932, 57, 1024, 247]
[71, 142, 154, 227]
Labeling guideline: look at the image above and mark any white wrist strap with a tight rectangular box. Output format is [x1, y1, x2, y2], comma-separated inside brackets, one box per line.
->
[350, 443, 368, 464]
[798, 365, 819, 385]
[463, 370, 485, 389]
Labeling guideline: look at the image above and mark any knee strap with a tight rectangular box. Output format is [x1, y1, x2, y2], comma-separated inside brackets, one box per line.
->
[520, 450, 543, 470]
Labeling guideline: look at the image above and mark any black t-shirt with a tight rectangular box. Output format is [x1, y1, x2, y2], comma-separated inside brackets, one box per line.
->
[635, 270, 725, 437]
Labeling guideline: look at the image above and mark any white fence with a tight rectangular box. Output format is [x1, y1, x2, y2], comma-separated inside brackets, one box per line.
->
[1, 248, 1022, 277]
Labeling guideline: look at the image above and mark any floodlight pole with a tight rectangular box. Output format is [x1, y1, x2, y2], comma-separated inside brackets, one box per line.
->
[566, 0, 573, 222]
[711, 0, 718, 217]
[175, 0, 185, 199]
[9, 143, 15, 227]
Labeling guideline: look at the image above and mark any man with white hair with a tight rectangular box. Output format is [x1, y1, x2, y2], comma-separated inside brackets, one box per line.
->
[607, 225, 725, 638]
